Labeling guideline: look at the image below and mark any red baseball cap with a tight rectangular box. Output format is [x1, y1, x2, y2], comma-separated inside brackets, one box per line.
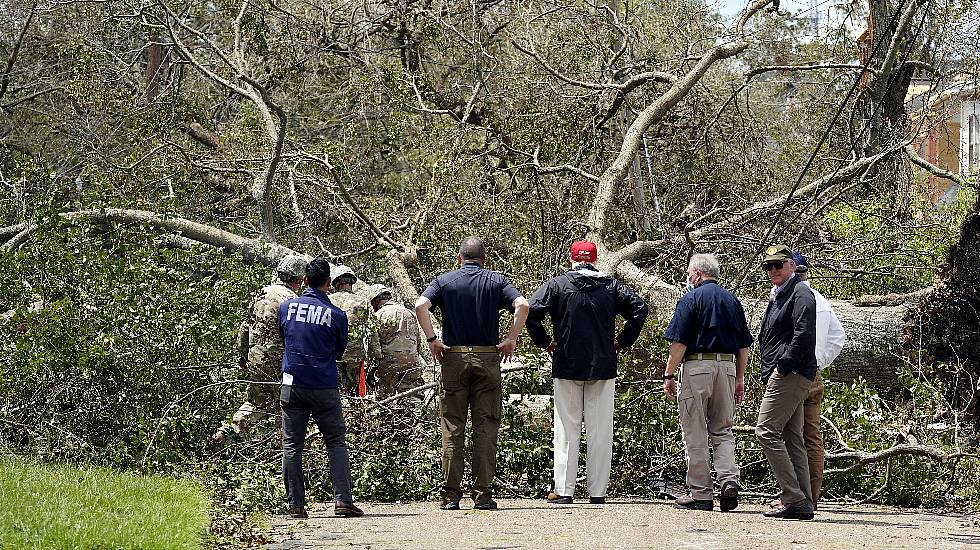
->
[570, 240, 598, 263]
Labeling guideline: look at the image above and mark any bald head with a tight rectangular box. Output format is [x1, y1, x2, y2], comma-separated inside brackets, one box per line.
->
[459, 236, 486, 264]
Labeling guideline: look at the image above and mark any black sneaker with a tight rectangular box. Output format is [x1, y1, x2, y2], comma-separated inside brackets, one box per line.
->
[473, 499, 498, 510]
[439, 500, 460, 510]
[674, 495, 713, 511]
[589, 496, 606, 504]
[720, 481, 739, 512]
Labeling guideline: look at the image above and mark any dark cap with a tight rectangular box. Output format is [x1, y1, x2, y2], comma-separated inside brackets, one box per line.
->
[762, 244, 793, 263]
[792, 251, 808, 273]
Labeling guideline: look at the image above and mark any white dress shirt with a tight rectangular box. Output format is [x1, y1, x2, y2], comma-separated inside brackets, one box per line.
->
[804, 281, 846, 369]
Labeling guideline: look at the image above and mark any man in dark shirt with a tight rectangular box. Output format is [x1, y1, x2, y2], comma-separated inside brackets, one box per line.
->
[278, 257, 363, 519]
[526, 240, 647, 505]
[414, 236, 529, 511]
[755, 244, 817, 520]
[663, 254, 752, 512]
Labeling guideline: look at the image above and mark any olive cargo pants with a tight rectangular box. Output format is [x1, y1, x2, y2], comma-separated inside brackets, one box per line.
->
[439, 349, 502, 505]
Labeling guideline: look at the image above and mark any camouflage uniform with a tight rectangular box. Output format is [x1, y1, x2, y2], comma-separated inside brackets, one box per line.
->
[373, 299, 422, 398]
[226, 282, 297, 434]
[215, 255, 307, 442]
[329, 286, 381, 395]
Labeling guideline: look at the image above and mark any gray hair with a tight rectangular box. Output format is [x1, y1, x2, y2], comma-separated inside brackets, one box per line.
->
[688, 253, 721, 279]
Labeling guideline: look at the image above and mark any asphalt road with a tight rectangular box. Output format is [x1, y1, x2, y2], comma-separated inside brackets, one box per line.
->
[265, 498, 978, 549]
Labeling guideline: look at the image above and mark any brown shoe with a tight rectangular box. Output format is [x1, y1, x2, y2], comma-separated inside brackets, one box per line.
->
[334, 501, 364, 517]
[286, 507, 308, 519]
[674, 495, 713, 511]
[762, 499, 813, 520]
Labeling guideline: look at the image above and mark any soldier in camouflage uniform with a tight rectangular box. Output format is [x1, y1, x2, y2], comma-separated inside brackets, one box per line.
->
[366, 284, 423, 398]
[329, 265, 381, 396]
[213, 255, 309, 444]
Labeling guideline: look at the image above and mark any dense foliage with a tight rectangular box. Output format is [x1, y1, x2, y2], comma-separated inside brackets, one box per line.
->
[3, 0, 980, 543]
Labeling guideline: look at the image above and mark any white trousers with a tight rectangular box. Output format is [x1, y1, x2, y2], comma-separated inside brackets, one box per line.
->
[553, 378, 615, 498]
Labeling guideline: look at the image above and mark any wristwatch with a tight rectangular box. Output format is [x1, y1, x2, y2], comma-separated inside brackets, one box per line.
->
[663, 373, 675, 380]
[426, 334, 438, 343]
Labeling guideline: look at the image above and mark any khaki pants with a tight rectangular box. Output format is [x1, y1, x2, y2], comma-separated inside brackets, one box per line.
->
[677, 359, 739, 500]
[439, 350, 502, 504]
[553, 378, 615, 498]
[803, 371, 825, 506]
[756, 371, 813, 505]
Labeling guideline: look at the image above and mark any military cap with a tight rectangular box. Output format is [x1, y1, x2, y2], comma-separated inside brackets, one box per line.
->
[762, 244, 793, 263]
[365, 284, 392, 302]
[331, 264, 357, 284]
[276, 255, 309, 278]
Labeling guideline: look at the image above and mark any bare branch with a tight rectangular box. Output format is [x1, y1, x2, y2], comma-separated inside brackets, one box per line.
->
[295, 152, 404, 251]
[0, 2, 37, 106]
[905, 144, 972, 188]
[746, 63, 880, 80]
[60, 209, 297, 264]
[826, 444, 975, 474]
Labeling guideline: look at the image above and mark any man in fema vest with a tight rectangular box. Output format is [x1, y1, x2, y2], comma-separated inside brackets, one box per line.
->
[279, 256, 364, 519]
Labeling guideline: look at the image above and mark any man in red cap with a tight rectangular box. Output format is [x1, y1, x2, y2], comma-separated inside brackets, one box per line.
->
[526, 239, 648, 504]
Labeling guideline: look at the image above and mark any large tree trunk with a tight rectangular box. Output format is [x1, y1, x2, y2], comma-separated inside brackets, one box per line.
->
[745, 299, 912, 388]
[913, 196, 980, 425]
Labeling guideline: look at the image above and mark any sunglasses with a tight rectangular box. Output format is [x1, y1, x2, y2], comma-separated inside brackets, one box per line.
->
[762, 260, 786, 271]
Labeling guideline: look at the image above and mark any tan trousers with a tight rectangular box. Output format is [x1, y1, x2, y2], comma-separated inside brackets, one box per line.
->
[677, 359, 739, 500]
[756, 371, 813, 505]
[803, 371, 825, 507]
[439, 350, 502, 504]
[553, 378, 615, 498]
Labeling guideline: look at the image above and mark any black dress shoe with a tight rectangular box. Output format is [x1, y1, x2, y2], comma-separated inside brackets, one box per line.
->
[547, 492, 573, 504]
[763, 500, 813, 520]
[674, 495, 713, 511]
[719, 481, 739, 512]
[589, 496, 606, 504]
[473, 499, 498, 510]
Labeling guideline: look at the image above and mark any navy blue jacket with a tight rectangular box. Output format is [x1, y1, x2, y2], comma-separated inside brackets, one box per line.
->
[526, 265, 648, 380]
[421, 263, 523, 346]
[278, 288, 348, 389]
[664, 280, 753, 354]
[758, 275, 817, 383]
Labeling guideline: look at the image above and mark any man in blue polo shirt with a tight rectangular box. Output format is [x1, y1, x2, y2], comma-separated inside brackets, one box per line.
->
[663, 253, 753, 513]
[279, 256, 363, 519]
[414, 236, 529, 511]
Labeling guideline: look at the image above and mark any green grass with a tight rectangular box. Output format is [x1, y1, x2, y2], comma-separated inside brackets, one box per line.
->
[0, 456, 210, 549]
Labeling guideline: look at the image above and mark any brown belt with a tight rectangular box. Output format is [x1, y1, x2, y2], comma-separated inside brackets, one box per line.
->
[445, 345, 498, 353]
[684, 352, 736, 363]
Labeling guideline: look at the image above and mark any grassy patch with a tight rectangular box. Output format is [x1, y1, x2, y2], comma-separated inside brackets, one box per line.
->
[0, 456, 209, 549]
